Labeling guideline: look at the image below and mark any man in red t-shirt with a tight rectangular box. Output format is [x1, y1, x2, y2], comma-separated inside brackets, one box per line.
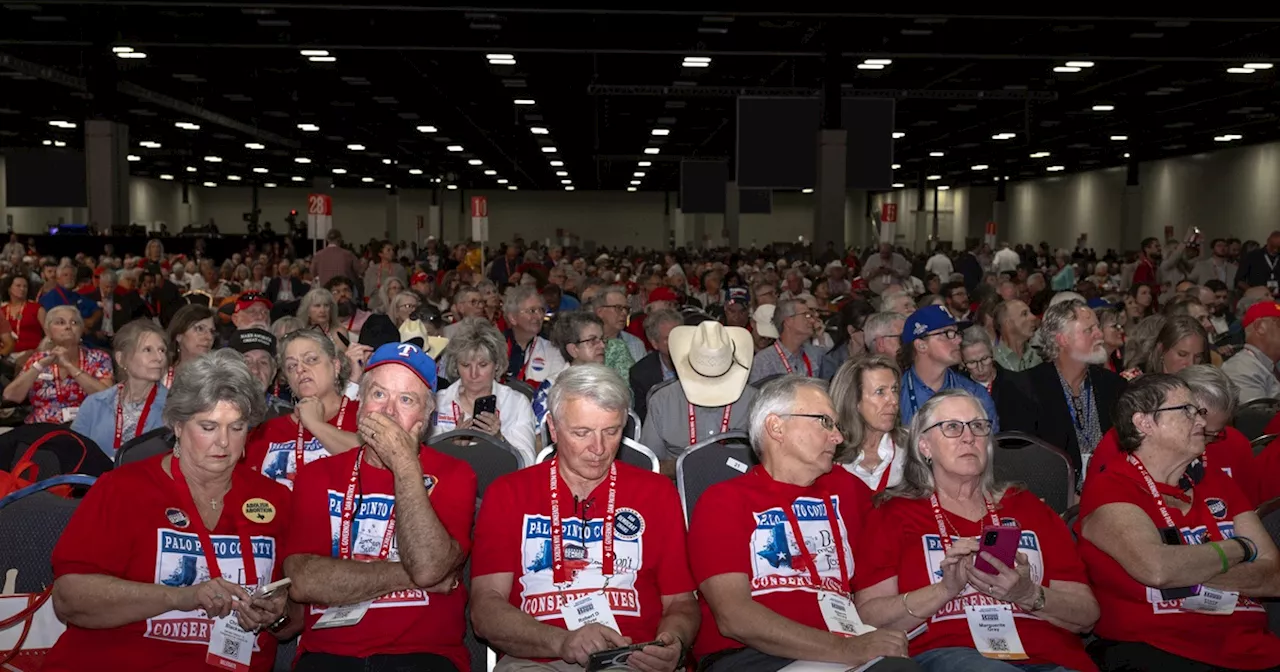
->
[688, 375, 916, 672]
[470, 364, 697, 671]
[283, 343, 478, 671]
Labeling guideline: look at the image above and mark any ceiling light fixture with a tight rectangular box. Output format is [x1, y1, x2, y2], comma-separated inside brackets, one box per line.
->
[53, 141, 66, 147]
[264, 182, 277, 188]
[891, 163, 901, 169]
[1245, 63, 1274, 69]
[227, 175, 242, 181]
[857, 63, 885, 70]
[633, 171, 646, 177]
[892, 182, 905, 188]
[175, 122, 200, 130]
[294, 157, 311, 164]
[937, 185, 951, 191]
[300, 50, 329, 56]
[629, 180, 640, 185]
[866, 58, 893, 65]
[204, 156, 222, 162]
[416, 125, 438, 133]
[802, 188, 814, 193]
[530, 127, 549, 135]
[1227, 67, 1256, 74]
[297, 123, 320, 132]
[253, 167, 269, 173]
[332, 168, 347, 174]
[468, 159, 483, 166]
[565, 186, 575, 191]
[48, 120, 76, 129]
[555, 170, 568, 176]
[651, 129, 670, 136]
[644, 147, 661, 155]
[1053, 66, 1082, 73]
[927, 174, 941, 180]
[971, 164, 989, 170]
[1110, 135, 1129, 141]
[382, 159, 392, 164]
[409, 168, 424, 175]
[139, 141, 161, 148]
[117, 51, 147, 60]
[484, 169, 497, 176]
[562, 179, 574, 185]
[245, 142, 265, 150]
[203, 182, 217, 188]
[991, 133, 1016, 140]
[127, 154, 140, 161]
[362, 177, 375, 183]
[159, 174, 174, 180]
[1065, 61, 1095, 68]
[1030, 151, 1051, 158]
[1092, 104, 1115, 111]
[1047, 165, 1066, 171]
[497, 179, 509, 184]
[514, 99, 536, 105]
[549, 160, 564, 167]
[112, 46, 133, 54]
[508, 185, 518, 191]
[446, 184, 458, 190]
[292, 176, 305, 182]
[627, 187, 637, 192]
[892, 131, 905, 139]
[682, 56, 711, 68]
[308, 56, 336, 63]
[186, 166, 197, 172]
[929, 151, 945, 157]
[541, 146, 558, 153]
[446, 145, 464, 152]
[1215, 134, 1243, 141]
[488, 58, 516, 65]
[347, 144, 366, 151]
[638, 161, 652, 167]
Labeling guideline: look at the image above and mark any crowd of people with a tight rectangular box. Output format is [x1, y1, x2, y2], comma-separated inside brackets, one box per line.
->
[10, 225, 1280, 672]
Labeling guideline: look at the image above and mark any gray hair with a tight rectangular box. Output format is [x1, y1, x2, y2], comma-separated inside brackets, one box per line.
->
[878, 290, 911, 312]
[862, 312, 904, 352]
[1114, 373, 1189, 453]
[1049, 291, 1086, 307]
[1034, 298, 1089, 361]
[502, 285, 544, 319]
[163, 349, 266, 431]
[271, 316, 305, 340]
[1237, 292, 1270, 317]
[643, 308, 683, 344]
[442, 317, 506, 381]
[771, 297, 806, 334]
[296, 287, 341, 333]
[587, 285, 626, 311]
[453, 285, 480, 308]
[98, 269, 117, 285]
[547, 363, 631, 429]
[883, 389, 1006, 502]
[747, 374, 830, 458]
[1176, 364, 1239, 418]
[1124, 315, 1166, 370]
[44, 305, 82, 331]
[550, 310, 604, 361]
[376, 276, 405, 311]
[277, 328, 352, 392]
[960, 324, 993, 352]
[113, 319, 168, 375]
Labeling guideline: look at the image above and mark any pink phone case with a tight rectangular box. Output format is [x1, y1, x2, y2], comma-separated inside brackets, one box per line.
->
[974, 525, 1020, 575]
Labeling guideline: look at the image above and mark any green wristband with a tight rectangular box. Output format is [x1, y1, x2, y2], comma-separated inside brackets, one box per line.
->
[1208, 541, 1230, 574]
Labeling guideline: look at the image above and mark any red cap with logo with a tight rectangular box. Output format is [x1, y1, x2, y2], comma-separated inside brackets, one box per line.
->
[234, 291, 273, 313]
[1243, 301, 1280, 328]
[647, 287, 679, 304]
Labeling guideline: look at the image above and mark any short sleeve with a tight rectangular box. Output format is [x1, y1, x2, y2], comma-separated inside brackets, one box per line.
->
[1208, 470, 1255, 525]
[52, 470, 134, 578]
[1021, 495, 1088, 585]
[687, 483, 751, 584]
[470, 478, 519, 578]
[282, 459, 335, 559]
[1078, 468, 1136, 522]
[435, 461, 478, 556]
[852, 503, 905, 592]
[652, 484, 696, 596]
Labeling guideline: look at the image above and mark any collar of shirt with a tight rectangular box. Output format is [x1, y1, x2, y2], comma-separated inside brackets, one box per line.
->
[659, 355, 675, 381]
[851, 432, 895, 480]
[1244, 344, 1276, 369]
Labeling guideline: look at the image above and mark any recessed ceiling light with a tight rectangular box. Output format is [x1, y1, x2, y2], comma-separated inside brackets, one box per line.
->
[1030, 151, 1051, 158]
[486, 53, 514, 60]
[1245, 63, 1274, 69]
[971, 164, 989, 170]
[891, 163, 901, 169]
[865, 58, 893, 65]
[446, 145, 464, 152]
[1215, 134, 1243, 142]
[116, 51, 147, 59]
[629, 180, 640, 185]
[892, 182, 905, 188]
[1053, 66, 1082, 73]
[929, 151, 945, 157]
[633, 171, 646, 177]
[802, 188, 814, 193]
[555, 170, 568, 176]
[48, 120, 76, 128]
[53, 141, 66, 147]
[497, 179, 509, 184]
[292, 176, 305, 182]
[937, 185, 951, 191]
[416, 125, 437, 133]
[332, 168, 347, 174]
[362, 177, 375, 182]
[446, 184, 458, 190]
[468, 159, 483, 166]
[644, 147, 660, 155]
[484, 170, 497, 176]
[892, 132, 905, 139]
[264, 182, 277, 188]
[202, 181, 218, 188]
[1227, 67, 1256, 74]
[562, 179, 574, 185]
[186, 166, 197, 172]
[549, 160, 564, 167]
[297, 123, 320, 132]
[565, 186, 575, 191]
[347, 144, 365, 151]
[514, 99, 536, 105]
[857, 64, 885, 70]
[1047, 165, 1066, 171]
[245, 142, 265, 150]
[227, 175, 242, 181]
[159, 174, 174, 180]
[638, 161, 652, 167]
[204, 156, 222, 162]
[294, 157, 311, 164]
[138, 141, 161, 148]
[530, 127, 549, 135]
[627, 187, 637, 192]
[253, 167, 269, 173]
[651, 129, 670, 136]
[382, 158, 392, 164]
[409, 169, 424, 175]
[927, 174, 941, 180]
[1124, 152, 1131, 158]
[175, 122, 201, 130]
[127, 154, 140, 161]
[300, 50, 329, 57]
[1065, 61, 1095, 68]
[1110, 135, 1128, 141]
[488, 58, 516, 65]
[112, 46, 134, 54]
[991, 133, 1016, 140]
[508, 185, 518, 190]
[1092, 104, 1115, 111]
[42, 140, 51, 146]
[541, 146, 558, 153]
[308, 56, 336, 63]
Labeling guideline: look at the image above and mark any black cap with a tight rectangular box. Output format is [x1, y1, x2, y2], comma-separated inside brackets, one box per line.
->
[228, 328, 276, 355]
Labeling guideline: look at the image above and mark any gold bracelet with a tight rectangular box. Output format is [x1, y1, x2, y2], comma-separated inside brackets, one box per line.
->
[901, 590, 926, 619]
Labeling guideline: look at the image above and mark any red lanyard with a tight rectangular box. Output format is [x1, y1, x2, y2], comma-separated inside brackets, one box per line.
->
[688, 403, 732, 446]
[171, 456, 259, 587]
[51, 349, 87, 404]
[164, 366, 175, 388]
[774, 342, 812, 377]
[113, 383, 158, 449]
[337, 448, 397, 561]
[782, 495, 850, 593]
[295, 398, 348, 475]
[507, 335, 538, 382]
[874, 442, 897, 493]
[549, 459, 617, 585]
[1126, 454, 1219, 542]
[347, 312, 356, 331]
[929, 493, 1001, 552]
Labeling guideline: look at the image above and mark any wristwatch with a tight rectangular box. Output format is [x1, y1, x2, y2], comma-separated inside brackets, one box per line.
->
[1028, 586, 1046, 612]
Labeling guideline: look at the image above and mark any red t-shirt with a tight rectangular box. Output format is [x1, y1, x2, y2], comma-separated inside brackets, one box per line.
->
[1088, 427, 1259, 506]
[45, 456, 291, 672]
[687, 465, 872, 659]
[1077, 457, 1280, 669]
[854, 489, 1095, 671]
[244, 398, 360, 490]
[471, 460, 694, 663]
[1253, 438, 1280, 505]
[284, 446, 476, 668]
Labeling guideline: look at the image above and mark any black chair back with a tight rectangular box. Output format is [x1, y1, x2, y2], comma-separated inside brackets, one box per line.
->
[0, 423, 109, 478]
[0, 490, 81, 592]
[505, 380, 535, 402]
[676, 431, 757, 526]
[1235, 398, 1280, 441]
[751, 373, 785, 389]
[427, 428, 527, 499]
[1253, 433, 1279, 457]
[993, 432, 1076, 514]
[115, 427, 176, 468]
[1258, 498, 1280, 635]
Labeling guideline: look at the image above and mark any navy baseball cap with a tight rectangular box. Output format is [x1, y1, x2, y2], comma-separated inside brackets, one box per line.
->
[364, 342, 438, 392]
[902, 305, 967, 345]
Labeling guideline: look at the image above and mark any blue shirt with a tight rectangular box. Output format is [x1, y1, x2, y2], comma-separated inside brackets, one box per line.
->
[900, 367, 1000, 432]
[40, 286, 99, 321]
[70, 384, 168, 459]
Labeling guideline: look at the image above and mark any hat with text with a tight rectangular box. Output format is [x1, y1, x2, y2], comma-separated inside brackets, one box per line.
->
[1244, 301, 1280, 328]
[364, 341, 438, 392]
[902, 305, 967, 345]
[228, 328, 276, 355]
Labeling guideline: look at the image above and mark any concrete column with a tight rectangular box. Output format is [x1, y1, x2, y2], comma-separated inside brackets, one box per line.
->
[814, 129, 848, 251]
[844, 189, 867, 251]
[692, 214, 706, 249]
[385, 191, 400, 243]
[672, 207, 686, 248]
[1121, 185, 1143, 252]
[724, 182, 741, 250]
[661, 192, 674, 250]
[84, 120, 130, 233]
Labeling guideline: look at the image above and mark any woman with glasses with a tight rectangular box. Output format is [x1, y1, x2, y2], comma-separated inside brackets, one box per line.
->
[1078, 374, 1280, 671]
[531, 310, 606, 426]
[387, 289, 422, 329]
[958, 328, 1034, 431]
[1095, 305, 1126, 373]
[829, 354, 907, 493]
[3, 305, 113, 424]
[854, 389, 1100, 672]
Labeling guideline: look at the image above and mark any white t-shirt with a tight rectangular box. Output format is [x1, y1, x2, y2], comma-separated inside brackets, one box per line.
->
[432, 379, 536, 466]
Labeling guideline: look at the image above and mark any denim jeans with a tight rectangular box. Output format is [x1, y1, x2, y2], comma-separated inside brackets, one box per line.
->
[915, 647, 1075, 672]
[294, 651, 459, 672]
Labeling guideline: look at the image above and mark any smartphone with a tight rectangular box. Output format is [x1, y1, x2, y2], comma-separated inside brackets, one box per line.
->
[1156, 526, 1202, 600]
[586, 640, 662, 672]
[973, 525, 1020, 575]
[1186, 227, 1202, 247]
[473, 394, 497, 418]
[255, 577, 292, 600]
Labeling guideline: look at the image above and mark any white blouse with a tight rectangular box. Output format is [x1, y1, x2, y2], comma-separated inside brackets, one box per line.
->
[432, 379, 536, 466]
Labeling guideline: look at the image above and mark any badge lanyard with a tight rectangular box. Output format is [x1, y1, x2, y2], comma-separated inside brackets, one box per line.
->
[1126, 454, 1222, 542]
[164, 366, 176, 388]
[50, 349, 87, 405]
[782, 496, 850, 593]
[347, 312, 356, 331]
[688, 403, 732, 446]
[874, 442, 897, 493]
[113, 383, 159, 449]
[929, 493, 1001, 552]
[1063, 376, 1094, 433]
[507, 336, 537, 382]
[337, 448, 396, 561]
[549, 459, 617, 585]
[906, 370, 951, 420]
[171, 456, 259, 587]
[774, 342, 812, 377]
[295, 397, 348, 474]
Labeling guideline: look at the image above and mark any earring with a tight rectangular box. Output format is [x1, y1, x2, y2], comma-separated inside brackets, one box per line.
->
[173, 442, 181, 459]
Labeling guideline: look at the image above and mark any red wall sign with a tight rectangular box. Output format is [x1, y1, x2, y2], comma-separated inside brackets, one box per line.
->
[471, 196, 488, 218]
[881, 202, 898, 223]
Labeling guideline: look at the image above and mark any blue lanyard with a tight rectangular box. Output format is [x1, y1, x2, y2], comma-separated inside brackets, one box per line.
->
[906, 369, 951, 418]
[1064, 377, 1093, 431]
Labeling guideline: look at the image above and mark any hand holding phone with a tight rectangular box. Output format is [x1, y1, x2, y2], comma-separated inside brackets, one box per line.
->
[974, 526, 1020, 575]
[473, 394, 497, 418]
[586, 640, 663, 672]
[255, 577, 292, 600]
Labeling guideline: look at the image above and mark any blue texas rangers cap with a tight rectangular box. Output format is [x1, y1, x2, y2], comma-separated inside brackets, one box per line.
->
[902, 305, 967, 346]
[364, 342, 438, 392]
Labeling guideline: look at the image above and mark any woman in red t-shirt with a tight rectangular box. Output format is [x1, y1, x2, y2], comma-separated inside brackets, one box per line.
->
[43, 350, 294, 672]
[1079, 374, 1280, 672]
[854, 389, 1100, 672]
[2, 274, 44, 363]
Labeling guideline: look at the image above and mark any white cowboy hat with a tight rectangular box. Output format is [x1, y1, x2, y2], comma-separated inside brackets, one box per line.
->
[752, 304, 779, 339]
[399, 319, 450, 359]
[668, 322, 754, 407]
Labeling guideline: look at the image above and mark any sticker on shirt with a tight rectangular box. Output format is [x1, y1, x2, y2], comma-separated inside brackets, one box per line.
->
[1143, 522, 1265, 614]
[1205, 498, 1228, 520]
[318, 489, 429, 611]
[146, 529, 276, 646]
[260, 437, 327, 489]
[517, 513, 643, 622]
[921, 530, 1043, 622]
[747, 496, 853, 597]
[530, 357, 545, 373]
[166, 507, 191, 529]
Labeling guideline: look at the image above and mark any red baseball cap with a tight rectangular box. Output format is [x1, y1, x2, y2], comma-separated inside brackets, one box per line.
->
[234, 291, 273, 313]
[410, 271, 430, 285]
[1244, 302, 1280, 328]
[647, 287, 679, 304]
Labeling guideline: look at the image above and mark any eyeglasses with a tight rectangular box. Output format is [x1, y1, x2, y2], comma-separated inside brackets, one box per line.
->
[778, 413, 845, 435]
[963, 355, 993, 368]
[513, 307, 545, 316]
[923, 418, 993, 438]
[573, 335, 604, 346]
[1154, 404, 1209, 421]
[599, 304, 629, 313]
[926, 328, 961, 341]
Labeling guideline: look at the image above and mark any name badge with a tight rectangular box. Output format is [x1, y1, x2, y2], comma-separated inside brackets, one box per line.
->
[60, 406, 78, 423]
[312, 600, 372, 629]
[965, 604, 1028, 660]
[817, 591, 874, 637]
[560, 592, 621, 633]
[37, 371, 52, 381]
[1182, 587, 1238, 615]
[206, 613, 255, 672]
